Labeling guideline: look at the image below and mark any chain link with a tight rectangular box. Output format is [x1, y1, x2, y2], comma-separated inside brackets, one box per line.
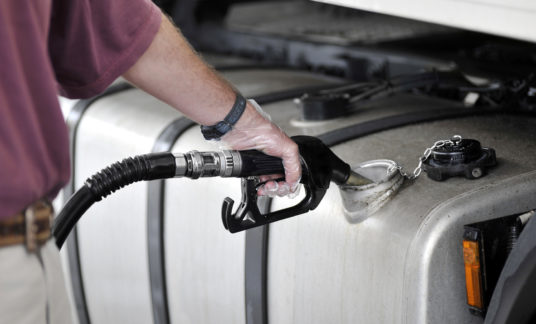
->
[388, 135, 462, 180]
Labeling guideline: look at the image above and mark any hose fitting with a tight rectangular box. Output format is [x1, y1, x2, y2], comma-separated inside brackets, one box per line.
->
[174, 151, 241, 179]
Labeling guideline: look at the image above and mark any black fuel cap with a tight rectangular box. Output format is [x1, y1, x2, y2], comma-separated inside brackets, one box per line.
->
[422, 137, 497, 181]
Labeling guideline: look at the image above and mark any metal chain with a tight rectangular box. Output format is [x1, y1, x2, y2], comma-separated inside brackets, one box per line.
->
[388, 135, 462, 180]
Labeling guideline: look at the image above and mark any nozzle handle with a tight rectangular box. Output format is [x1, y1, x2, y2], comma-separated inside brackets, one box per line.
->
[237, 141, 350, 184]
[238, 150, 284, 177]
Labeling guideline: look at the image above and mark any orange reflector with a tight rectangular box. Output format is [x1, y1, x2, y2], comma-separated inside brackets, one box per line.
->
[463, 240, 484, 310]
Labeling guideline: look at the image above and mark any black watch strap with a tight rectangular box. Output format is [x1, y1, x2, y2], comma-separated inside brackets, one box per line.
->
[200, 93, 247, 140]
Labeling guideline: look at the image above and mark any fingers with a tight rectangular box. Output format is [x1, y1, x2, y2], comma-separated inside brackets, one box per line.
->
[258, 172, 300, 198]
[258, 174, 283, 182]
[257, 134, 301, 196]
[257, 180, 298, 197]
[280, 139, 301, 189]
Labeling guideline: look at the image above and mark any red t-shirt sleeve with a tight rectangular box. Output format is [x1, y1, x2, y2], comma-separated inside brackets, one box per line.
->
[48, 0, 162, 99]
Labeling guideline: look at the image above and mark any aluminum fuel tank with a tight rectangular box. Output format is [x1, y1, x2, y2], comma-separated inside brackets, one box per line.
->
[268, 114, 536, 323]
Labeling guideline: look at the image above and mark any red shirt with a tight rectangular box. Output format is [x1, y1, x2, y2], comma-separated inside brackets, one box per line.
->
[0, 0, 161, 219]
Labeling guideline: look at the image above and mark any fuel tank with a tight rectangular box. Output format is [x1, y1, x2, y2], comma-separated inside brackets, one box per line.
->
[59, 58, 536, 324]
[268, 115, 536, 324]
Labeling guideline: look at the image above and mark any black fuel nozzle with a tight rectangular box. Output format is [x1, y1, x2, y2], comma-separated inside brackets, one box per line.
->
[220, 135, 370, 233]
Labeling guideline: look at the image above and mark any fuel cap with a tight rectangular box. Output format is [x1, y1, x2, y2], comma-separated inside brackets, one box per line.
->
[422, 137, 497, 181]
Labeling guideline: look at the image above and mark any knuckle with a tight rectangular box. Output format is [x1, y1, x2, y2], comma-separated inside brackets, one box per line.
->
[290, 141, 299, 152]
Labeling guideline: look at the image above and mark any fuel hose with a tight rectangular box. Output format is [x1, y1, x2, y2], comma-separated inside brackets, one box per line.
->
[54, 153, 176, 248]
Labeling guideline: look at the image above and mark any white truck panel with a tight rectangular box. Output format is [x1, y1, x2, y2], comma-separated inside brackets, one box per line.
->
[314, 0, 536, 42]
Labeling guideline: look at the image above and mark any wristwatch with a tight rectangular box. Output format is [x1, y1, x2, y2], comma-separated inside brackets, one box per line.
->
[200, 93, 247, 140]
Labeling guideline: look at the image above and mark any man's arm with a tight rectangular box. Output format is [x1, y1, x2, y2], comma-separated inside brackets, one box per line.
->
[123, 14, 301, 196]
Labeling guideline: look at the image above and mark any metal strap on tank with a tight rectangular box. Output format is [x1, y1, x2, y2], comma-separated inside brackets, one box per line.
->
[147, 122, 270, 324]
[63, 82, 134, 324]
[245, 198, 271, 324]
[253, 84, 341, 105]
[317, 108, 498, 146]
[240, 86, 351, 324]
[148, 117, 196, 324]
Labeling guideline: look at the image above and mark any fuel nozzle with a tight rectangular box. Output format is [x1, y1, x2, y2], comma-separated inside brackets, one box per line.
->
[172, 136, 370, 232]
[187, 135, 372, 233]
[173, 136, 372, 186]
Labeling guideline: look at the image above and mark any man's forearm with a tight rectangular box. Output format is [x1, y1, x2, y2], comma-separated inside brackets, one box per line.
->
[123, 13, 253, 126]
[123, 12, 302, 194]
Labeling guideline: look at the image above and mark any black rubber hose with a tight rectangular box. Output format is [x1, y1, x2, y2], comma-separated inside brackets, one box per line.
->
[54, 152, 176, 248]
[54, 186, 95, 248]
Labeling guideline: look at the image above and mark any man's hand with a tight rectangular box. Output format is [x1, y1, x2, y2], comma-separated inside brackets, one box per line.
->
[222, 100, 301, 197]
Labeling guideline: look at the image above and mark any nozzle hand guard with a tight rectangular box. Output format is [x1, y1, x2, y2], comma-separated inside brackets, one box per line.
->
[222, 136, 350, 233]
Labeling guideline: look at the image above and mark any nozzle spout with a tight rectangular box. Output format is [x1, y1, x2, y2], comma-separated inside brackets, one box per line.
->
[344, 170, 374, 186]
